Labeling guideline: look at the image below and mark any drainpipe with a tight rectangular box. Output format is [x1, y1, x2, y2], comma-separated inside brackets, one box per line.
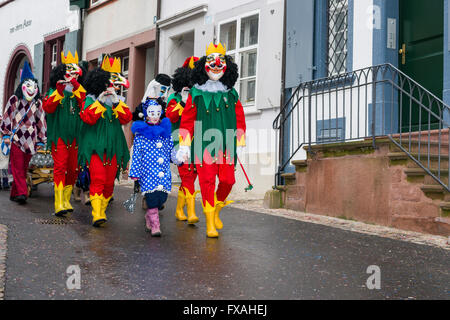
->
[79, 7, 85, 60]
[276, 0, 287, 186]
[154, 0, 161, 75]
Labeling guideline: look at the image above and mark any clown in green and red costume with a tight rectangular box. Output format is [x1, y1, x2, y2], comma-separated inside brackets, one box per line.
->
[166, 56, 200, 225]
[177, 43, 246, 238]
[43, 51, 86, 216]
[79, 55, 132, 227]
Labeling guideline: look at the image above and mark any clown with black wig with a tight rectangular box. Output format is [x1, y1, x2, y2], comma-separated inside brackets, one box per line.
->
[176, 43, 246, 238]
[166, 56, 200, 224]
[129, 98, 174, 237]
[1, 62, 47, 204]
[79, 55, 132, 227]
[42, 51, 87, 216]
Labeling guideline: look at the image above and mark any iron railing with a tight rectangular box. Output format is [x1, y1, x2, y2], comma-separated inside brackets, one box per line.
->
[273, 63, 450, 191]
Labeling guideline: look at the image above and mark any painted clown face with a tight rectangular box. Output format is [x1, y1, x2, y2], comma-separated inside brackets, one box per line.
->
[65, 63, 82, 80]
[146, 101, 162, 125]
[109, 72, 130, 91]
[205, 53, 227, 81]
[22, 79, 38, 102]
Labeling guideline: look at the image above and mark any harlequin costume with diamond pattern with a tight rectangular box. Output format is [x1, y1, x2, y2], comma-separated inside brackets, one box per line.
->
[42, 51, 86, 216]
[79, 55, 132, 227]
[178, 43, 246, 238]
[166, 56, 200, 224]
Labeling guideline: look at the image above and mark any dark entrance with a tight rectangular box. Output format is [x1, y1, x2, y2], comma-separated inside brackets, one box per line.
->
[399, 0, 444, 132]
[3, 46, 32, 112]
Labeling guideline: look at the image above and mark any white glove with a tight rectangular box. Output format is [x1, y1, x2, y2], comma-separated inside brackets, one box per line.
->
[176, 146, 190, 164]
[108, 88, 120, 104]
[98, 91, 108, 104]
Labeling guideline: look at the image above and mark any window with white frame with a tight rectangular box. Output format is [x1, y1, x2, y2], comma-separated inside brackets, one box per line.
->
[327, 0, 348, 76]
[219, 13, 259, 107]
[51, 43, 58, 68]
[120, 55, 129, 101]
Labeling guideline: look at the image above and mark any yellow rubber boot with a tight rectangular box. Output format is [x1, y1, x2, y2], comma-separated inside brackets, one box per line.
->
[91, 194, 106, 227]
[214, 194, 234, 230]
[63, 185, 74, 212]
[54, 182, 67, 216]
[185, 189, 199, 224]
[175, 188, 187, 221]
[203, 202, 218, 238]
[101, 196, 111, 220]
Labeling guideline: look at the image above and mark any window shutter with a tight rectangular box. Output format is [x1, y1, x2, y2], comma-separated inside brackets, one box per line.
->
[285, 0, 315, 89]
[64, 30, 81, 56]
[70, 0, 89, 9]
[33, 42, 44, 90]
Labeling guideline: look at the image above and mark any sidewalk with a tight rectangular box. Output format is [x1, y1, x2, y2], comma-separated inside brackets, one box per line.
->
[0, 224, 7, 300]
[229, 200, 450, 250]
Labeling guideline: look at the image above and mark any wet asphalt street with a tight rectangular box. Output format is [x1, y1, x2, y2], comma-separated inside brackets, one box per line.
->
[0, 183, 449, 300]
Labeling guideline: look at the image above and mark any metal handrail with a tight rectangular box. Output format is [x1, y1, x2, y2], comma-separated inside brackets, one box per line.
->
[273, 63, 450, 191]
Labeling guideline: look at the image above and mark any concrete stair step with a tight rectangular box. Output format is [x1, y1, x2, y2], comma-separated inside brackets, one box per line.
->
[388, 152, 449, 161]
[291, 160, 308, 168]
[404, 168, 449, 176]
[395, 140, 450, 154]
[420, 184, 447, 194]
[439, 202, 450, 211]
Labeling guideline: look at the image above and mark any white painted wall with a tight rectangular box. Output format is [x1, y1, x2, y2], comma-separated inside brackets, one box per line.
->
[353, 0, 373, 70]
[0, 0, 79, 110]
[82, 0, 157, 58]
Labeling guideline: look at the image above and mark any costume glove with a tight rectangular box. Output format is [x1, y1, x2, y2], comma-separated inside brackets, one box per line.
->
[176, 146, 191, 164]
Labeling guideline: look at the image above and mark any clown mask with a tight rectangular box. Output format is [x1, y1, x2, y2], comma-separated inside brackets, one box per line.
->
[205, 53, 227, 81]
[22, 79, 38, 102]
[65, 63, 82, 81]
[110, 72, 130, 91]
[145, 100, 162, 125]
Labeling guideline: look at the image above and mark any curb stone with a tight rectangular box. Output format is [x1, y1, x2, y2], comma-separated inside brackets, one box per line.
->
[0, 224, 7, 300]
[229, 200, 450, 250]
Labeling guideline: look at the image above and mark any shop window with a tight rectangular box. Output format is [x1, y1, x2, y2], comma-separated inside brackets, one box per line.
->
[219, 13, 259, 107]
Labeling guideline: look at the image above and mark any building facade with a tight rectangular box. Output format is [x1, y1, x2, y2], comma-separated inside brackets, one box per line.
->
[158, 0, 284, 199]
[279, 0, 450, 169]
[0, 0, 81, 111]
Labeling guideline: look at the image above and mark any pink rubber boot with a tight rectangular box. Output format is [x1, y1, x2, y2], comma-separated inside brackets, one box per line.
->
[148, 208, 161, 237]
[145, 209, 153, 232]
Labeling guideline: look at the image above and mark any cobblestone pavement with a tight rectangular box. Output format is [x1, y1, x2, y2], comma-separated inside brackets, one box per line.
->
[229, 200, 450, 250]
[0, 224, 7, 300]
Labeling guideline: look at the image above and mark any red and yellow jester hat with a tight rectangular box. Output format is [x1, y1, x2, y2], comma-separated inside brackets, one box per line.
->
[101, 55, 130, 90]
[61, 50, 83, 77]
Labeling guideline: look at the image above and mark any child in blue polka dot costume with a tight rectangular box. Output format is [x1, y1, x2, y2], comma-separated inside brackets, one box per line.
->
[129, 98, 174, 236]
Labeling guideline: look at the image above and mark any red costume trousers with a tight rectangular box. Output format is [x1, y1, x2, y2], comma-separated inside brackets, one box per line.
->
[10, 143, 32, 197]
[52, 138, 78, 187]
[88, 154, 118, 199]
[196, 158, 236, 207]
[178, 163, 197, 195]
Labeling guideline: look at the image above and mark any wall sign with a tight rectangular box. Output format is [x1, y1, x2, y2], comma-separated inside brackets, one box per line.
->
[10, 19, 32, 34]
[387, 18, 396, 50]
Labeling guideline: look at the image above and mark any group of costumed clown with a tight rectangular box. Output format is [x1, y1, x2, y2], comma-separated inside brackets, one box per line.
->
[41, 51, 132, 227]
[0, 42, 246, 238]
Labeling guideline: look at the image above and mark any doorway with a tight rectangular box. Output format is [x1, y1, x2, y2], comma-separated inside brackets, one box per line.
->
[399, 0, 444, 131]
